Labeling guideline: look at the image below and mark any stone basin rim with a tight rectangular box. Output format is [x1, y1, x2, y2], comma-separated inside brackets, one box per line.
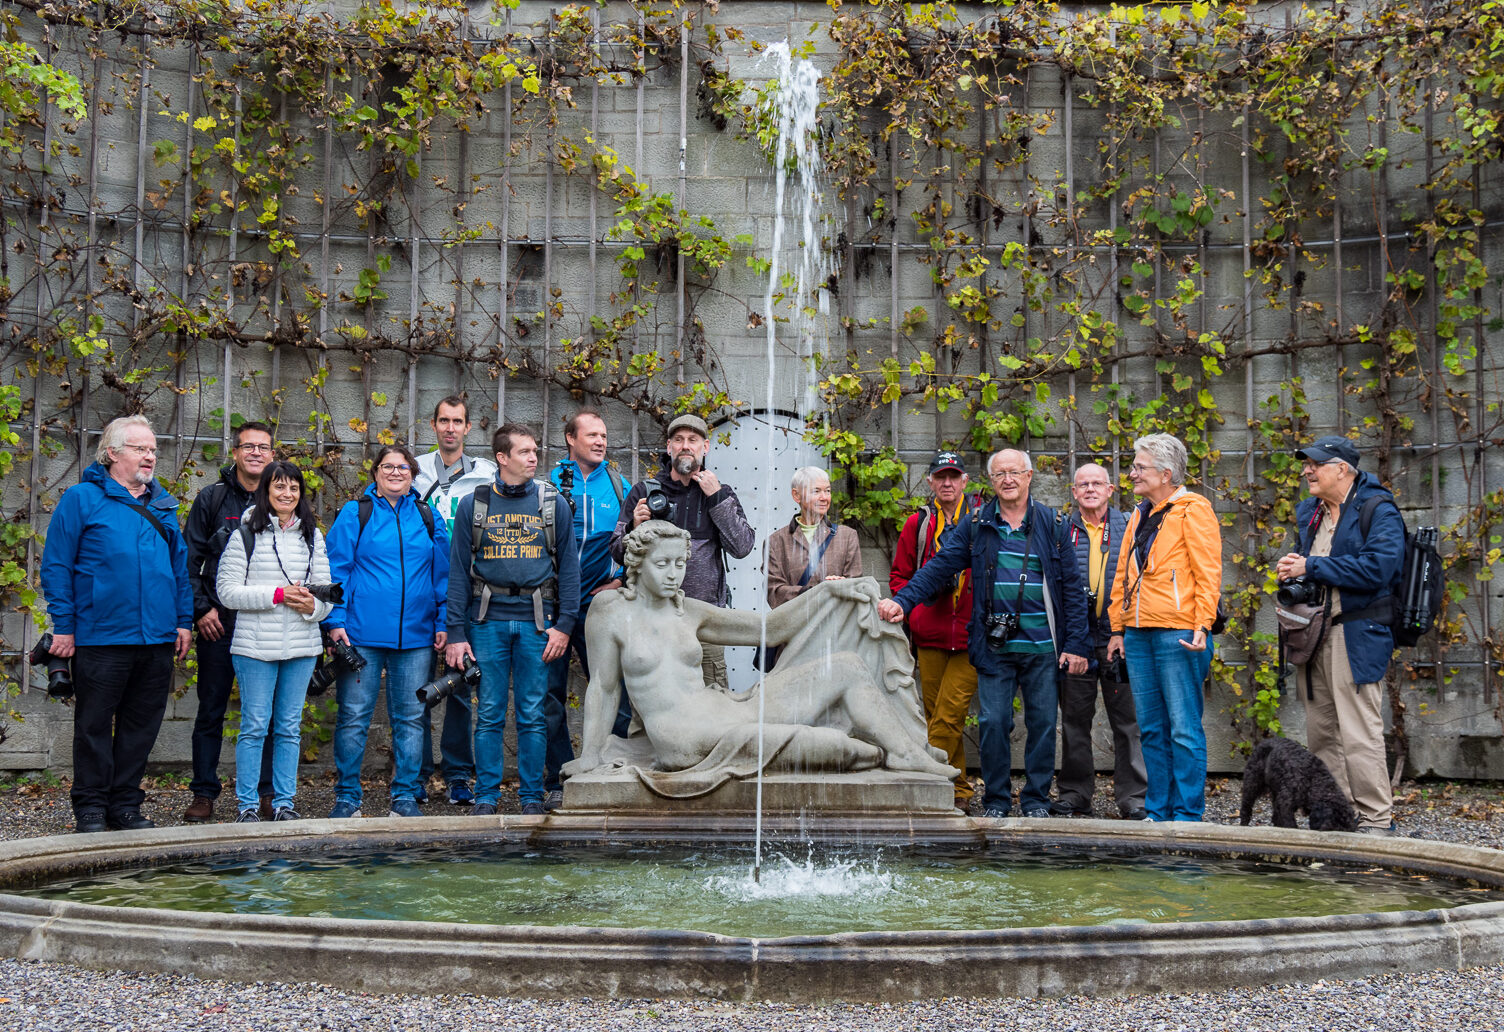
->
[2, 816, 1503, 1001]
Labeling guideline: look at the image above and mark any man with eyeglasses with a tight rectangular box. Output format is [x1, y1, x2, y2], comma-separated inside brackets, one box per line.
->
[1051, 462, 1147, 820]
[879, 449, 1089, 818]
[889, 450, 981, 811]
[1274, 436, 1406, 835]
[181, 420, 277, 824]
[41, 415, 193, 834]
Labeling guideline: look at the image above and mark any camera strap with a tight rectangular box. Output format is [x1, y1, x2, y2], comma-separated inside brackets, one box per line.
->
[797, 523, 837, 588]
[114, 495, 174, 550]
[269, 527, 313, 586]
[1119, 500, 1168, 616]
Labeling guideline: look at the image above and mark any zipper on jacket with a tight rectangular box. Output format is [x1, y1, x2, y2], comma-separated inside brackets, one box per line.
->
[395, 500, 407, 651]
[1172, 569, 1180, 610]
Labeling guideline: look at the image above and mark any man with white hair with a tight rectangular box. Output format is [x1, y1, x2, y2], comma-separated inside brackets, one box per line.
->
[41, 415, 193, 834]
[880, 448, 1090, 818]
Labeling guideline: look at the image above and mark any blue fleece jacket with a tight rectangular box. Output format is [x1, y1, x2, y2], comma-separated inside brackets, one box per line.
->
[1295, 472, 1406, 684]
[324, 484, 451, 650]
[41, 462, 192, 645]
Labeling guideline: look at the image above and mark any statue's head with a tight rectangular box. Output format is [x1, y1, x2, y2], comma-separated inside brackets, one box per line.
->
[621, 520, 690, 610]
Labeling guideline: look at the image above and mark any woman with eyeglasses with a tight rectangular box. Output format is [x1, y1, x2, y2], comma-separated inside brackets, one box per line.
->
[324, 444, 451, 818]
[214, 461, 332, 822]
[1106, 433, 1222, 822]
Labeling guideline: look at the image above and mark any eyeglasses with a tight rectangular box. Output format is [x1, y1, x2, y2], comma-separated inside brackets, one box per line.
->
[377, 463, 412, 474]
[118, 444, 157, 456]
[1300, 459, 1341, 471]
[1129, 463, 1161, 475]
[237, 442, 274, 453]
[989, 469, 1030, 482]
[1074, 480, 1111, 490]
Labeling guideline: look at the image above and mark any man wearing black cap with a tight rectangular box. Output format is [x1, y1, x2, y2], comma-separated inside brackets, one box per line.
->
[889, 450, 980, 810]
[610, 413, 755, 687]
[1275, 435, 1406, 835]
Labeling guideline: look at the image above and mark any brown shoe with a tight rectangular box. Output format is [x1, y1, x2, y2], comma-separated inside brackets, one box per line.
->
[182, 796, 215, 824]
[258, 795, 275, 821]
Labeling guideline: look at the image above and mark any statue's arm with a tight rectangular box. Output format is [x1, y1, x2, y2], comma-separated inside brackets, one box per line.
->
[696, 581, 847, 646]
[561, 594, 626, 775]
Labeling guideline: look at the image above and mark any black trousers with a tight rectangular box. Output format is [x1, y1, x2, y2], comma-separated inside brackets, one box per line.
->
[70, 643, 174, 818]
[191, 634, 272, 801]
[1056, 641, 1148, 815]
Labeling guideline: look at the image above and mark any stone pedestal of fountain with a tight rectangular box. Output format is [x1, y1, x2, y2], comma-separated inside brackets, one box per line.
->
[562, 768, 957, 814]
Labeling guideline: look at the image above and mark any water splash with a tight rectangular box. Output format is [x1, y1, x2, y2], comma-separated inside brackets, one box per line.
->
[754, 40, 831, 883]
[708, 852, 897, 902]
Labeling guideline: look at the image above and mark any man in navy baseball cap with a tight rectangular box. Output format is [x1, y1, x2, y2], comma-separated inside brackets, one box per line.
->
[1294, 435, 1360, 469]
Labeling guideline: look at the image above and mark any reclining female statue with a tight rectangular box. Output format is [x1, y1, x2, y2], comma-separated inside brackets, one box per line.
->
[562, 521, 956, 796]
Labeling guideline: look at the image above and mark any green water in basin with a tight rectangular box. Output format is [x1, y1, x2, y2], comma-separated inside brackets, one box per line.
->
[18, 845, 1498, 937]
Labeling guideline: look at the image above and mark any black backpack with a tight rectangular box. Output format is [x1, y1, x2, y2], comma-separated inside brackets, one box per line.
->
[1336, 496, 1443, 647]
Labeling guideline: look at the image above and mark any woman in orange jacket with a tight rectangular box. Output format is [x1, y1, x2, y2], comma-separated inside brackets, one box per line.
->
[1106, 433, 1222, 821]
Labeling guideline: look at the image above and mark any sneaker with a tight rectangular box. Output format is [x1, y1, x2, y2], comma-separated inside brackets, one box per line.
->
[1048, 800, 1091, 818]
[74, 811, 108, 834]
[182, 795, 215, 824]
[272, 807, 301, 821]
[235, 809, 261, 823]
[980, 805, 1012, 819]
[520, 802, 547, 816]
[471, 802, 498, 817]
[389, 798, 423, 817]
[543, 789, 564, 812]
[107, 810, 155, 831]
[327, 800, 362, 819]
[258, 795, 275, 821]
[1023, 807, 1052, 819]
[447, 781, 475, 805]
[1358, 822, 1399, 837]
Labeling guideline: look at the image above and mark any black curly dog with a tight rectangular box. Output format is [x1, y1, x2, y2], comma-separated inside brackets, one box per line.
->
[1239, 737, 1359, 832]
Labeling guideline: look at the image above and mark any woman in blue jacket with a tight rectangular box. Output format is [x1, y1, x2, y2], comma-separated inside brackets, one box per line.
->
[325, 444, 450, 817]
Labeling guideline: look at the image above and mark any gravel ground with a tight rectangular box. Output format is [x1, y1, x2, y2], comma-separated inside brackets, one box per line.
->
[1, 770, 1502, 1031]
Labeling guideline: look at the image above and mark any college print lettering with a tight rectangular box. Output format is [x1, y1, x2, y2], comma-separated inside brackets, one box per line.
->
[482, 511, 546, 560]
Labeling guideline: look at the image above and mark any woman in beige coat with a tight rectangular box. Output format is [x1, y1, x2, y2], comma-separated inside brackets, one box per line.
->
[765, 466, 862, 608]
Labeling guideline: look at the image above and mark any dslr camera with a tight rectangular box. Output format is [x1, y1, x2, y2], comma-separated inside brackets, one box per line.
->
[1276, 576, 1326, 608]
[307, 636, 368, 696]
[985, 612, 1020, 652]
[644, 482, 672, 521]
[304, 582, 345, 605]
[416, 656, 481, 709]
[28, 633, 73, 700]
[1104, 655, 1130, 684]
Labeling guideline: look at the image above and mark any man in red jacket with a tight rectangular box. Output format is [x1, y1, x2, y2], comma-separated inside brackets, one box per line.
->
[890, 451, 978, 810]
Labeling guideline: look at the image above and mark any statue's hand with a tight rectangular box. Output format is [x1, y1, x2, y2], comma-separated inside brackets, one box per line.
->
[823, 577, 875, 604]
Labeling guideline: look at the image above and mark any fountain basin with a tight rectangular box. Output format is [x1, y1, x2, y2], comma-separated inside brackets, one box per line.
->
[3, 816, 1504, 1000]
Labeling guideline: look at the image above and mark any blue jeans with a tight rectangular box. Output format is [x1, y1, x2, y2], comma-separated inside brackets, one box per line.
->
[1123, 628, 1212, 822]
[543, 628, 632, 791]
[192, 634, 271, 801]
[419, 649, 475, 786]
[231, 655, 316, 813]
[333, 645, 431, 806]
[976, 651, 1059, 813]
[470, 619, 549, 806]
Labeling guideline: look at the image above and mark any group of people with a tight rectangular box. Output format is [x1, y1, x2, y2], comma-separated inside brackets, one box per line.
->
[39, 404, 1404, 837]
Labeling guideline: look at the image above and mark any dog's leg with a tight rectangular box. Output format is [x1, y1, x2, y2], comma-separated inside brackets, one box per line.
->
[1271, 789, 1299, 829]
[1239, 763, 1265, 826]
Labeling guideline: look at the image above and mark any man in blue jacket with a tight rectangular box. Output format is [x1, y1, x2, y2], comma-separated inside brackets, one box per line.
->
[1275, 436, 1406, 835]
[879, 449, 1090, 818]
[544, 409, 625, 809]
[40, 415, 193, 834]
[446, 423, 581, 816]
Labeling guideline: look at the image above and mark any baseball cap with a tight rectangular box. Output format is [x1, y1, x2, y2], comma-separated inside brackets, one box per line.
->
[1295, 435, 1360, 468]
[927, 450, 966, 475]
[666, 413, 710, 439]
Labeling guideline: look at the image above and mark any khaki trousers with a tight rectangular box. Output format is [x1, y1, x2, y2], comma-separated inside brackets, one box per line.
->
[1301, 624, 1393, 829]
[916, 647, 979, 802]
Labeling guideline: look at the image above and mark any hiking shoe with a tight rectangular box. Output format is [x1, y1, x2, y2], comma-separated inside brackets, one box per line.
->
[258, 795, 275, 821]
[520, 802, 547, 816]
[327, 800, 362, 819]
[1023, 807, 1051, 819]
[447, 781, 475, 805]
[980, 806, 1012, 819]
[272, 807, 302, 821]
[182, 795, 215, 824]
[389, 798, 423, 817]
[235, 809, 261, 823]
[1358, 822, 1399, 837]
[471, 803, 498, 817]
[1049, 800, 1091, 818]
[75, 811, 108, 834]
[543, 789, 564, 812]
[1123, 807, 1150, 821]
[107, 810, 155, 831]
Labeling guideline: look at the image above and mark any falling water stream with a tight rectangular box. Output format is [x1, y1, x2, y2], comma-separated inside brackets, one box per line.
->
[754, 42, 831, 885]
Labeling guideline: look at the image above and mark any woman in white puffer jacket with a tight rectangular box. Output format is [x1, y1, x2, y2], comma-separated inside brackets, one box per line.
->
[216, 460, 333, 822]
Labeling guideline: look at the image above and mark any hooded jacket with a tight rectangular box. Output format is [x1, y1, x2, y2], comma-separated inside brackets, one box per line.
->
[324, 483, 451, 650]
[891, 496, 1090, 676]
[40, 462, 193, 645]
[1294, 471, 1406, 685]
[215, 512, 334, 662]
[1109, 488, 1222, 635]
